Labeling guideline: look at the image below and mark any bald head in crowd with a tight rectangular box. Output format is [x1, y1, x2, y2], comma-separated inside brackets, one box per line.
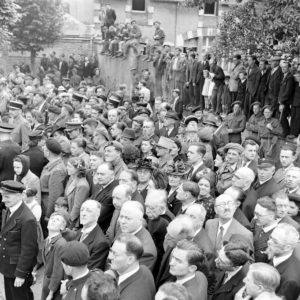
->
[112, 184, 132, 209]
[231, 167, 255, 191]
[145, 189, 168, 220]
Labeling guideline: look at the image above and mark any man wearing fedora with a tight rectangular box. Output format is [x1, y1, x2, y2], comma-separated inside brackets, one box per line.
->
[156, 137, 175, 174]
[8, 100, 30, 151]
[0, 180, 38, 300]
[161, 111, 179, 138]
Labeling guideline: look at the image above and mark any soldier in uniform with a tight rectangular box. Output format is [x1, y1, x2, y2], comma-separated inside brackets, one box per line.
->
[8, 100, 30, 151]
[0, 180, 38, 300]
[156, 136, 175, 174]
[246, 101, 264, 139]
[216, 143, 243, 195]
[223, 101, 246, 144]
[258, 105, 283, 160]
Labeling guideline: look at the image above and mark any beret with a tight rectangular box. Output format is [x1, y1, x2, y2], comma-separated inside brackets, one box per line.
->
[243, 135, 261, 146]
[46, 138, 62, 155]
[60, 241, 89, 267]
[136, 102, 148, 108]
[132, 116, 145, 126]
[121, 128, 135, 140]
[224, 143, 244, 154]
[0, 180, 25, 194]
[281, 142, 297, 153]
[104, 141, 123, 152]
[137, 107, 151, 116]
[72, 93, 84, 102]
[250, 101, 261, 108]
[232, 101, 242, 107]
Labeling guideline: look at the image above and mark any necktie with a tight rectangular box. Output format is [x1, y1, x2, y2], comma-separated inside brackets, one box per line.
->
[188, 166, 194, 179]
[80, 231, 89, 242]
[223, 272, 229, 283]
[216, 226, 224, 251]
[4, 209, 11, 225]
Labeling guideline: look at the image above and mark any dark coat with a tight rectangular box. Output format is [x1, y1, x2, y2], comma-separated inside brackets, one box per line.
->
[257, 68, 271, 103]
[22, 146, 48, 178]
[0, 202, 38, 278]
[234, 208, 251, 230]
[186, 60, 198, 84]
[77, 225, 109, 270]
[64, 272, 90, 300]
[193, 228, 214, 254]
[155, 246, 174, 288]
[210, 64, 225, 87]
[167, 189, 182, 216]
[211, 263, 249, 300]
[275, 254, 300, 300]
[91, 180, 119, 233]
[173, 96, 183, 119]
[241, 187, 258, 221]
[278, 72, 295, 105]
[267, 67, 283, 105]
[41, 234, 66, 300]
[119, 265, 156, 300]
[59, 60, 69, 77]
[183, 271, 208, 300]
[0, 139, 21, 182]
[246, 64, 261, 97]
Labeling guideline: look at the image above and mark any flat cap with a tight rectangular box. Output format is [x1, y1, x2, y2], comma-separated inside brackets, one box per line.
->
[243, 135, 260, 146]
[8, 101, 23, 110]
[137, 107, 151, 116]
[257, 158, 275, 168]
[83, 118, 98, 127]
[184, 115, 198, 126]
[0, 122, 14, 133]
[132, 116, 145, 126]
[48, 105, 61, 115]
[72, 93, 84, 102]
[165, 111, 179, 121]
[0, 180, 25, 194]
[104, 141, 123, 152]
[28, 130, 43, 141]
[281, 143, 297, 153]
[232, 101, 242, 107]
[250, 101, 261, 108]
[262, 105, 273, 112]
[60, 241, 90, 267]
[121, 128, 135, 140]
[46, 138, 62, 155]
[65, 120, 83, 131]
[156, 136, 176, 150]
[224, 143, 244, 154]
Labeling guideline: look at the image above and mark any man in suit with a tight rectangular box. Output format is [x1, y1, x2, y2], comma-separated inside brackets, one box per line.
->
[41, 211, 68, 300]
[185, 204, 213, 254]
[161, 111, 179, 138]
[171, 89, 183, 119]
[253, 197, 278, 262]
[284, 166, 300, 195]
[187, 143, 211, 183]
[64, 200, 110, 270]
[59, 54, 69, 78]
[0, 123, 21, 183]
[169, 240, 208, 300]
[205, 194, 253, 255]
[210, 57, 225, 114]
[257, 58, 271, 105]
[278, 61, 295, 137]
[186, 53, 198, 107]
[118, 201, 157, 271]
[254, 158, 281, 198]
[245, 55, 261, 119]
[211, 240, 251, 300]
[265, 56, 283, 114]
[239, 263, 282, 300]
[274, 144, 296, 188]
[0, 180, 38, 300]
[108, 233, 156, 300]
[176, 181, 200, 215]
[232, 167, 257, 221]
[241, 138, 259, 174]
[156, 215, 195, 287]
[265, 223, 300, 300]
[273, 191, 300, 230]
[91, 162, 119, 233]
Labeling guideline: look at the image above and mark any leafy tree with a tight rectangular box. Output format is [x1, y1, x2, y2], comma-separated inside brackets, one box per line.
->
[0, 0, 20, 46]
[212, 0, 300, 57]
[9, 0, 64, 72]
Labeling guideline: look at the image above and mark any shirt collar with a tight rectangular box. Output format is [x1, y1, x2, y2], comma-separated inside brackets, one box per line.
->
[131, 226, 143, 236]
[176, 273, 195, 285]
[273, 251, 293, 267]
[182, 201, 196, 212]
[9, 200, 23, 216]
[224, 266, 243, 283]
[262, 221, 279, 233]
[81, 223, 97, 235]
[218, 218, 233, 236]
[118, 266, 139, 285]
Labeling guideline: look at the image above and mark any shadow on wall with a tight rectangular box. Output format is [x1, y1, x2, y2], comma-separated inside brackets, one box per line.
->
[98, 47, 155, 93]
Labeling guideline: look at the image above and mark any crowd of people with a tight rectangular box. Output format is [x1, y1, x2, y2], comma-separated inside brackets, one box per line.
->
[1, 10, 300, 300]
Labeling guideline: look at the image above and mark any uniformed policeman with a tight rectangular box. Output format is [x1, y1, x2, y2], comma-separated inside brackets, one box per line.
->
[0, 180, 38, 300]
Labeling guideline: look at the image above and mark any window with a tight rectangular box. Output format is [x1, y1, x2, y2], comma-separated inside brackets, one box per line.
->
[204, 2, 216, 15]
[132, 0, 145, 11]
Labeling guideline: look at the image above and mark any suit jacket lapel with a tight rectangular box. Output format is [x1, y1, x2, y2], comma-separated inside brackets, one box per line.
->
[1, 203, 24, 235]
